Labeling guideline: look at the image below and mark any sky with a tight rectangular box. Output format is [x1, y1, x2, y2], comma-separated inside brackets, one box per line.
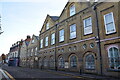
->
[0, 0, 68, 55]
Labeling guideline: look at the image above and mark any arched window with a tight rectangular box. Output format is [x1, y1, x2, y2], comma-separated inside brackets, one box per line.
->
[58, 57, 64, 68]
[49, 57, 54, 68]
[70, 55, 77, 68]
[108, 47, 120, 69]
[39, 58, 42, 67]
[70, 4, 75, 16]
[85, 54, 95, 69]
[43, 57, 47, 67]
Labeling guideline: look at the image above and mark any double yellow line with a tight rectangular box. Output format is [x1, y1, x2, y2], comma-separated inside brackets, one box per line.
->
[44, 70, 84, 79]
[4, 70, 15, 80]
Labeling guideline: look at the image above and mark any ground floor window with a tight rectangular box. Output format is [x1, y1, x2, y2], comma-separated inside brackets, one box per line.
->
[70, 55, 77, 68]
[85, 54, 95, 69]
[49, 57, 54, 68]
[58, 57, 64, 68]
[39, 58, 42, 67]
[43, 58, 47, 67]
[108, 47, 120, 69]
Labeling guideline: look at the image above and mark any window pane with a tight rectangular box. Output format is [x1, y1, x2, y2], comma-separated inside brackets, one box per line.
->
[70, 24, 76, 39]
[45, 37, 48, 46]
[108, 47, 120, 69]
[59, 29, 64, 42]
[105, 13, 113, 24]
[40, 39, 43, 48]
[113, 47, 119, 57]
[51, 33, 55, 45]
[70, 55, 77, 67]
[104, 12, 116, 34]
[85, 54, 95, 69]
[106, 23, 115, 32]
[46, 22, 49, 30]
[83, 17, 92, 35]
[70, 4, 75, 16]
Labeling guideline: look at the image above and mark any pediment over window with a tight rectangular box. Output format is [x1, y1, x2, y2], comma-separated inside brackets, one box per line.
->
[40, 14, 59, 33]
[59, 2, 91, 22]
[28, 34, 39, 46]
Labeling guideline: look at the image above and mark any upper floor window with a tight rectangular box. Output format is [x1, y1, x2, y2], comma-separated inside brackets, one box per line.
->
[59, 29, 64, 42]
[31, 48, 33, 52]
[70, 4, 75, 16]
[104, 12, 116, 34]
[35, 47, 37, 55]
[32, 39, 35, 43]
[31, 48, 33, 56]
[51, 33, 55, 45]
[46, 22, 49, 30]
[40, 39, 43, 48]
[45, 36, 48, 46]
[85, 54, 95, 69]
[108, 47, 120, 70]
[70, 24, 76, 39]
[83, 17, 92, 35]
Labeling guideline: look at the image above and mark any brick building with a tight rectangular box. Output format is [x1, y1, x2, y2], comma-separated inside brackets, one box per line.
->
[19, 35, 31, 67]
[38, 2, 120, 77]
[27, 35, 39, 68]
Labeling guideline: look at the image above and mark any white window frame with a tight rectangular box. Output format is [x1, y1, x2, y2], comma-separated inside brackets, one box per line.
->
[35, 47, 37, 55]
[70, 24, 76, 39]
[70, 55, 77, 68]
[104, 12, 116, 34]
[46, 22, 49, 30]
[32, 39, 35, 43]
[83, 17, 92, 35]
[45, 36, 48, 47]
[85, 54, 95, 69]
[70, 4, 75, 16]
[51, 33, 55, 45]
[108, 46, 120, 70]
[40, 39, 43, 48]
[58, 57, 64, 68]
[59, 29, 64, 42]
[31, 48, 33, 56]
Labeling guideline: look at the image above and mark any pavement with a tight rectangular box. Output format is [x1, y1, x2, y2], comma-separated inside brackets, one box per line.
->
[1, 64, 120, 80]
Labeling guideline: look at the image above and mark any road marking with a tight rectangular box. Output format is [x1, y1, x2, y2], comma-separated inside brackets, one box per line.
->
[44, 70, 84, 79]
[4, 70, 15, 80]
[0, 69, 11, 80]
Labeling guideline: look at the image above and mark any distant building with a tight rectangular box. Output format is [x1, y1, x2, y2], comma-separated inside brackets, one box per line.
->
[8, 41, 23, 66]
[19, 35, 31, 67]
[27, 35, 39, 68]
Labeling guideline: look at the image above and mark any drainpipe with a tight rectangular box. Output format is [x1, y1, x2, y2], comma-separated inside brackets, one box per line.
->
[55, 24, 58, 71]
[93, 4, 103, 75]
[18, 42, 21, 67]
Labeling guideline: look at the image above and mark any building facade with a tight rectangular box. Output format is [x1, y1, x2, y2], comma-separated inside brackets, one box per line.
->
[38, 2, 120, 78]
[27, 35, 39, 68]
[19, 35, 31, 67]
[8, 41, 22, 66]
